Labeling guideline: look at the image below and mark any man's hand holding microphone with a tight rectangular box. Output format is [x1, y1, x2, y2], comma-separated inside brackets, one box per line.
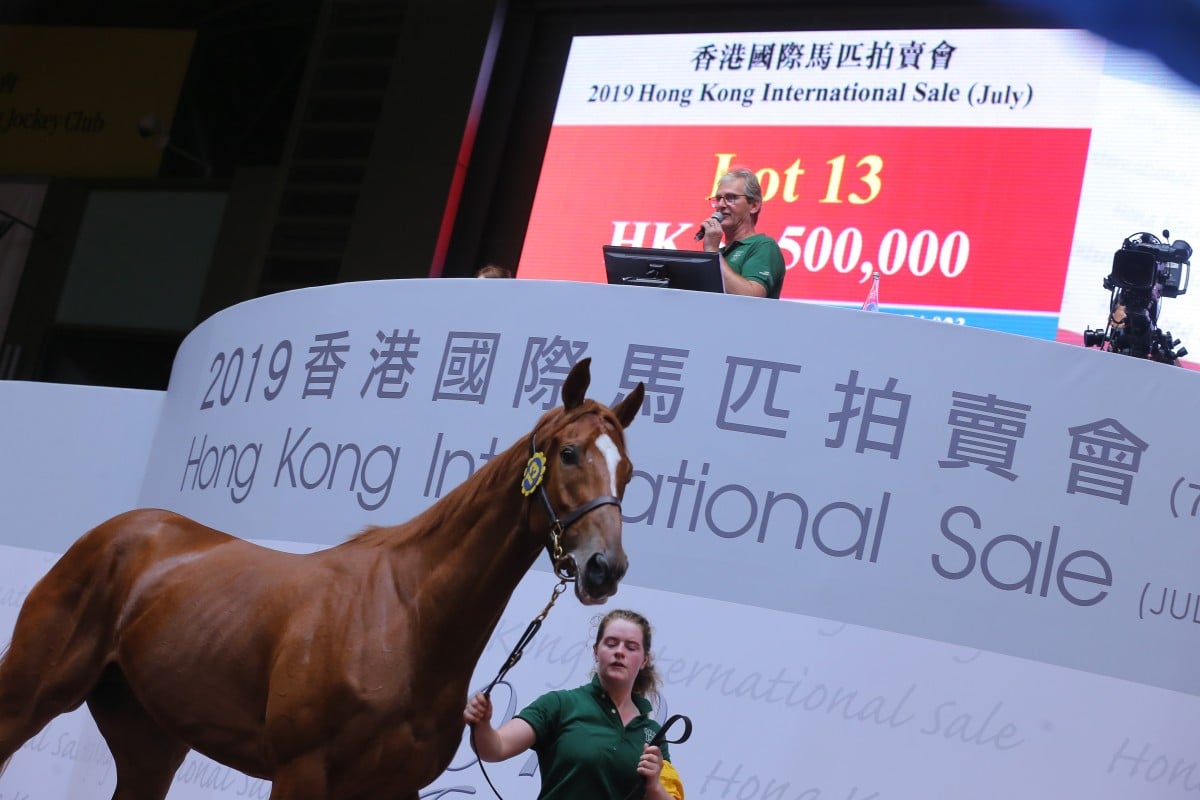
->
[695, 210, 725, 248]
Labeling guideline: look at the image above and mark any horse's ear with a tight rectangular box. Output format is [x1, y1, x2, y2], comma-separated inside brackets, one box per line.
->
[562, 358, 592, 410]
[612, 382, 644, 428]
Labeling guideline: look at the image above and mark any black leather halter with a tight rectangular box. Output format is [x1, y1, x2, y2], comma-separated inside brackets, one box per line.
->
[526, 432, 622, 581]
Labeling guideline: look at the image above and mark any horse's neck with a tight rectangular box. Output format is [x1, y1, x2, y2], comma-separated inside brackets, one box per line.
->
[376, 433, 544, 651]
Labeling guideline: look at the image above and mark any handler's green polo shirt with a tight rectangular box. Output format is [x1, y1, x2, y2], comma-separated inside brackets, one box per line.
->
[517, 675, 670, 800]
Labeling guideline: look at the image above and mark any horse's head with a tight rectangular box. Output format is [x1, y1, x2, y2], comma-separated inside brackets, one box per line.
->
[528, 358, 644, 605]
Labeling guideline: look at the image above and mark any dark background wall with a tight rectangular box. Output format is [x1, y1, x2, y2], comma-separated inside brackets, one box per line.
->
[0, 0, 1041, 389]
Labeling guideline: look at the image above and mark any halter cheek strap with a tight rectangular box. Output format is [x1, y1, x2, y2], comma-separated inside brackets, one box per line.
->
[523, 433, 621, 581]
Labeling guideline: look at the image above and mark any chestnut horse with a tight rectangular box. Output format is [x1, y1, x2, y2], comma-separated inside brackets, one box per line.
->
[0, 358, 644, 799]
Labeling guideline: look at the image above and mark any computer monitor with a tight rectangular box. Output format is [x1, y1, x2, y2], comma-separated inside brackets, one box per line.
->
[602, 246, 725, 294]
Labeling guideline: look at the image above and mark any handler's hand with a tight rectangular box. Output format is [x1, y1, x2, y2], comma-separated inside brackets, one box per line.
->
[637, 744, 664, 781]
[463, 692, 493, 728]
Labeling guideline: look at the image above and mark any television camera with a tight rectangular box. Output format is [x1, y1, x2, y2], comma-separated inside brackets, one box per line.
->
[1083, 230, 1190, 365]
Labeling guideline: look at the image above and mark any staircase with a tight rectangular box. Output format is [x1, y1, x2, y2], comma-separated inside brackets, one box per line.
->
[256, 0, 405, 296]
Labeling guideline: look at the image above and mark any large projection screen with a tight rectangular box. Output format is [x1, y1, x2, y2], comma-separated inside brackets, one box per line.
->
[517, 27, 1200, 361]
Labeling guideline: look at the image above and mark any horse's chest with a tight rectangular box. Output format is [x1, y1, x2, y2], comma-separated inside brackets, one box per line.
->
[325, 714, 459, 797]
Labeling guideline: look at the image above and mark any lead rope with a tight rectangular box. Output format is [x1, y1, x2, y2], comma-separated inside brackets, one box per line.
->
[470, 578, 568, 800]
[619, 713, 693, 800]
[480, 579, 568, 698]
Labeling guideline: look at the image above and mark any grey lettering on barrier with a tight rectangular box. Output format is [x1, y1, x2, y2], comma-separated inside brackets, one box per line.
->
[302, 330, 351, 399]
[513, 335, 588, 410]
[716, 356, 803, 438]
[920, 699, 1024, 750]
[1108, 738, 1200, 792]
[433, 332, 500, 403]
[932, 505, 1112, 607]
[825, 370, 910, 459]
[938, 391, 1031, 480]
[702, 762, 881, 800]
[272, 426, 400, 511]
[180, 434, 261, 503]
[418, 787, 475, 799]
[624, 454, 891, 558]
[481, 619, 590, 690]
[360, 328, 420, 399]
[0, 581, 30, 610]
[173, 754, 237, 790]
[1142, 584, 1200, 622]
[240, 778, 273, 799]
[422, 432, 501, 499]
[615, 344, 689, 424]
[435, 677, 540, 789]
[1066, 418, 1148, 506]
[441, 680, 522, 775]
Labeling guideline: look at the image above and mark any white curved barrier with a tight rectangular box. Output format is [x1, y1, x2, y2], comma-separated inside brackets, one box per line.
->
[2, 278, 1199, 799]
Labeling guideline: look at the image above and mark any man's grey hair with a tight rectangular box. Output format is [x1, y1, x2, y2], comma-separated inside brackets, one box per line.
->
[721, 168, 763, 221]
[721, 168, 763, 204]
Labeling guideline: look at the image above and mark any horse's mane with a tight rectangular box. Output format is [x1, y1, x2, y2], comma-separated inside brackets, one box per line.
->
[345, 398, 629, 550]
[344, 432, 530, 548]
[344, 399, 629, 550]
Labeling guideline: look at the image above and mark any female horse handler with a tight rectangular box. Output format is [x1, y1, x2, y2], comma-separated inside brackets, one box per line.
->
[464, 609, 684, 800]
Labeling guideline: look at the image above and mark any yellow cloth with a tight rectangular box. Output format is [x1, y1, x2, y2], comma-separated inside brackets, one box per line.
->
[660, 759, 685, 800]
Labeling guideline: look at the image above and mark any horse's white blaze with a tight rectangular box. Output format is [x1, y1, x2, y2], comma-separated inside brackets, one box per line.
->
[595, 433, 620, 497]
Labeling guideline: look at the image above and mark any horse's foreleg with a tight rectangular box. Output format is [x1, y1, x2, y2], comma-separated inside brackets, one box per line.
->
[269, 754, 330, 800]
[88, 664, 189, 800]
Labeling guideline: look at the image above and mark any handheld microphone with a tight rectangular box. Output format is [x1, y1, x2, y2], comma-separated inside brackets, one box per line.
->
[694, 211, 722, 241]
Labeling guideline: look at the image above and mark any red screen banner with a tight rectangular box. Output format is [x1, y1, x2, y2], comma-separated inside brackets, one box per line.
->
[521, 125, 1091, 311]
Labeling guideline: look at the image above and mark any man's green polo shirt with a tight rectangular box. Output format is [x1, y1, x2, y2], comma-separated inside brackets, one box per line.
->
[722, 232, 786, 298]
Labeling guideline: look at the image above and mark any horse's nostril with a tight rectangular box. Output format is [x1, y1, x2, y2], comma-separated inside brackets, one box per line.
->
[585, 552, 610, 588]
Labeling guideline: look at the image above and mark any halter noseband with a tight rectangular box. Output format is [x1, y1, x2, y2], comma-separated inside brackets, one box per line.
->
[522, 432, 621, 581]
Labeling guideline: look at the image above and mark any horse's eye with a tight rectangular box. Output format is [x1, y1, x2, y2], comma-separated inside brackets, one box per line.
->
[560, 445, 579, 465]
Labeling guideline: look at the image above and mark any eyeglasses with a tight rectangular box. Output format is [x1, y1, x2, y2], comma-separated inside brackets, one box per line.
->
[709, 193, 747, 207]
